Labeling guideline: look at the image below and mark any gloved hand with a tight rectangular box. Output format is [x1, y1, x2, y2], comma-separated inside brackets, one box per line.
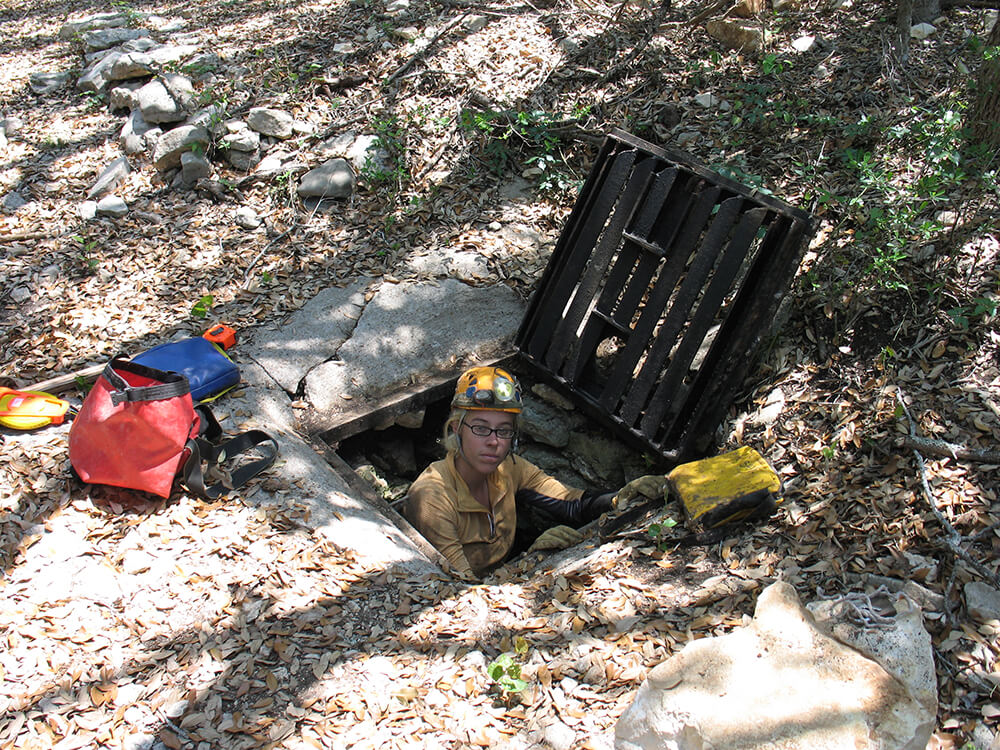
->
[613, 475, 670, 509]
[528, 525, 584, 552]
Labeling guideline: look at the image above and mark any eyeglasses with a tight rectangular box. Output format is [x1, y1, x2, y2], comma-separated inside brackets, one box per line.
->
[463, 423, 516, 439]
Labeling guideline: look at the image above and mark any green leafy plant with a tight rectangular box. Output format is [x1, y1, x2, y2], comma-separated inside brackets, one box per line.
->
[947, 295, 998, 330]
[486, 637, 530, 702]
[761, 53, 790, 76]
[646, 517, 679, 550]
[190, 294, 215, 319]
[72, 234, 99, 274]
[362, 116, 409, 190]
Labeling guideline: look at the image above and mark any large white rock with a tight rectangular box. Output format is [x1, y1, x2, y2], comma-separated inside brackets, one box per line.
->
[615, 581, 936, 750]
[151, 124, 210, 170]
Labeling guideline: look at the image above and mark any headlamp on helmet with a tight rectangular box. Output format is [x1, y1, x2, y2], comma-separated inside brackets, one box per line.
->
[452, 366, 523, 414]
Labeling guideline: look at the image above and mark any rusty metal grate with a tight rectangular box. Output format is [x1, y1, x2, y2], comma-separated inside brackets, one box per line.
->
[516, 130, 816, 464]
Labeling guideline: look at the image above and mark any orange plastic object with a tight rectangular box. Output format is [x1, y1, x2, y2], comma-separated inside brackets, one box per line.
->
[0, 387, 70, 429]
[202, 323, 237, 350]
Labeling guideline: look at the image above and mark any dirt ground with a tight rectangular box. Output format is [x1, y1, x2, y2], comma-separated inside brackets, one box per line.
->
[2, 0, 999, 747]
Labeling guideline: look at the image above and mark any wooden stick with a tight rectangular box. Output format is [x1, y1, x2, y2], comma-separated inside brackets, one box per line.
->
[28, 363, 106, 394]
[897, 393, 1000, 589]
[895, 434, 1000, 464]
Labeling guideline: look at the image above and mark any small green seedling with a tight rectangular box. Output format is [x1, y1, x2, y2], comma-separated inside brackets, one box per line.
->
[486, 636, 529, 702]
[190, 294, 215, 319]
[647, 517, 679, 550]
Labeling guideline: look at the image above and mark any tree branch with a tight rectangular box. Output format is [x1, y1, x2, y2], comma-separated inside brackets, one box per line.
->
[896, 393, 1000, 589]
[894, 434, 1000, 464]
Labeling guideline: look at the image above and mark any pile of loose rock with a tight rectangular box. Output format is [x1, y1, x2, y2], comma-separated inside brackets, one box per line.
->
[28, 11, 390, 224]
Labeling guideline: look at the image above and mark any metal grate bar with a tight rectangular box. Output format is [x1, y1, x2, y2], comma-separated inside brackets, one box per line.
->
[520, 147, 636, 361]
[515, 130, 815, 463]
[619, 191, 738, 425]
[544, 155, 657, 375]
[564, 168, 683, 385]
[603, 183, 722, 416]
[640, 206, 769, 437]
[662, 216, 806, 453]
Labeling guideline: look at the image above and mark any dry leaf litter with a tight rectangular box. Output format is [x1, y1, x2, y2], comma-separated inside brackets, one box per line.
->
[2, 0, 1000, 747]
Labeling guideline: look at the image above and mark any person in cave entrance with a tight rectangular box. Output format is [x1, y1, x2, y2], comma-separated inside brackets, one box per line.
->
[403, 365, 622, 580]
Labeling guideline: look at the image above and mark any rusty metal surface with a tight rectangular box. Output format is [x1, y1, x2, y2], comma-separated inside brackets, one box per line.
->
[516, 130, 816, 464]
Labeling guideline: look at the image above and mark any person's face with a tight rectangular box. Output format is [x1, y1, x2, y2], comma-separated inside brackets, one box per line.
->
[456, 410, 515, 477]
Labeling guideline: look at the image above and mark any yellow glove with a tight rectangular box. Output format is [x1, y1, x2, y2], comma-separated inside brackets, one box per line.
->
[613, 475, 670, 509]
[528, 525, 584, 552]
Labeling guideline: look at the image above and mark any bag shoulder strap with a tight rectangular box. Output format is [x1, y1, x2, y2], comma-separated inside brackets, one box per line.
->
[104, 356, 191, 406]
[181, 405, 278, 499]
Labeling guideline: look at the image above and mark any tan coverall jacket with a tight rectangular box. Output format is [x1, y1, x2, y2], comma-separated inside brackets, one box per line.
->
[405, 453, 582, 577]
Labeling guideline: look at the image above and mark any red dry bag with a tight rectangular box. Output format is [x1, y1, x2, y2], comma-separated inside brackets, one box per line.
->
[69, 357, 199, 498]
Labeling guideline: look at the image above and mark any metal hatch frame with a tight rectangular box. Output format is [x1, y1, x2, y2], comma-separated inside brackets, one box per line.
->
[515, 129, 816, 465]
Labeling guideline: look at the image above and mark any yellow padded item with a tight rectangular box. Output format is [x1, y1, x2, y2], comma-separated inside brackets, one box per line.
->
[668, 446, 781, 529]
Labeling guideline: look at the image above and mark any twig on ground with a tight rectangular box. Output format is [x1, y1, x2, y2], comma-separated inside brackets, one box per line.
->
[601, 0, 675, 83]
[385, 13, 470, 87]
[894, 434, 1000, 464]
[242, 227, 297, 286]
[896, 391, 1000, 589]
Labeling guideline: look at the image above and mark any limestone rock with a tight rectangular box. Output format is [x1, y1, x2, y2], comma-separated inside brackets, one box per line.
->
[251, 279, 372, 393]
[180, 151, 212, 184]
[910, 23, 937, 40]
[345, 134, 393, 178]
[59, 12, 128, 39]
[464, 15, 489, 33]
[615, 581, 936, 750]
[521, 397, 572, 449]
[109, 52, 156, 81]
[965, 581, 1000, 622]
[77, 51, 121, 93]
[304, 279, 525, 414]
[87, 156, 130, 199]
[791, 34, 817, 52]
[246, 107, 295, 139]
[151, 124, 210, 170]
[567, 431, 641, 488]
[187, 104, 229, 135]
[0, 116, 22, 138]
[109, 82, 144, 111]
[234, 206, 263, 229]
[808, 591, 938, 714]
[79, 201, 98, 221]
[147, 44, 201, 66]
[121, 37, 160, 54]
[221, 128, 260, 152]
[136, 75, 194, 124]
[3, 191, 28, 212]
[120, 109, 154, 155]
[82, 27, 149, 52]
[96, 195, 128, 218]
[29, 71, 72, 95]
[704, 19, 769, 52]
[297, 158, 355, 199]
[531, 383, 575, 411]
[226, 148, 262, 172]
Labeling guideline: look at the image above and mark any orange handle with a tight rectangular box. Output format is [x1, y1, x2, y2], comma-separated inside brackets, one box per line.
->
[203, 324, 236, 350]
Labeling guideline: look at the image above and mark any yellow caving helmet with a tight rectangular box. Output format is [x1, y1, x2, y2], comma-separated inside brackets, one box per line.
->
[452, 366, 523, 413]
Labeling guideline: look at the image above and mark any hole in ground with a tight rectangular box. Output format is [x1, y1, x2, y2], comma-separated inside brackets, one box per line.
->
[328, 365, 659, 519]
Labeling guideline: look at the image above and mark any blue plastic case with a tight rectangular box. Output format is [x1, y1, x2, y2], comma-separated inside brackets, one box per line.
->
[131, 337, 240, 402]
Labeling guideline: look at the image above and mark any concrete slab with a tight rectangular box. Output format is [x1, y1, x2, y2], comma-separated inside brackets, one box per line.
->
[249, 278, 370, 394]
[219, 357, 437, 575]
[303, 278, 524, 417]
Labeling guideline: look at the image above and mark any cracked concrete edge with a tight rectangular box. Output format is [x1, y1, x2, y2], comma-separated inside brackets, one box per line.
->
[246, 276, 375, 396]
[220, 355, 440, 577]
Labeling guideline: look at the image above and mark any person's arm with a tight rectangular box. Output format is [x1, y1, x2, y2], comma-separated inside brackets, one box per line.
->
[513, 458, 584, 501]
